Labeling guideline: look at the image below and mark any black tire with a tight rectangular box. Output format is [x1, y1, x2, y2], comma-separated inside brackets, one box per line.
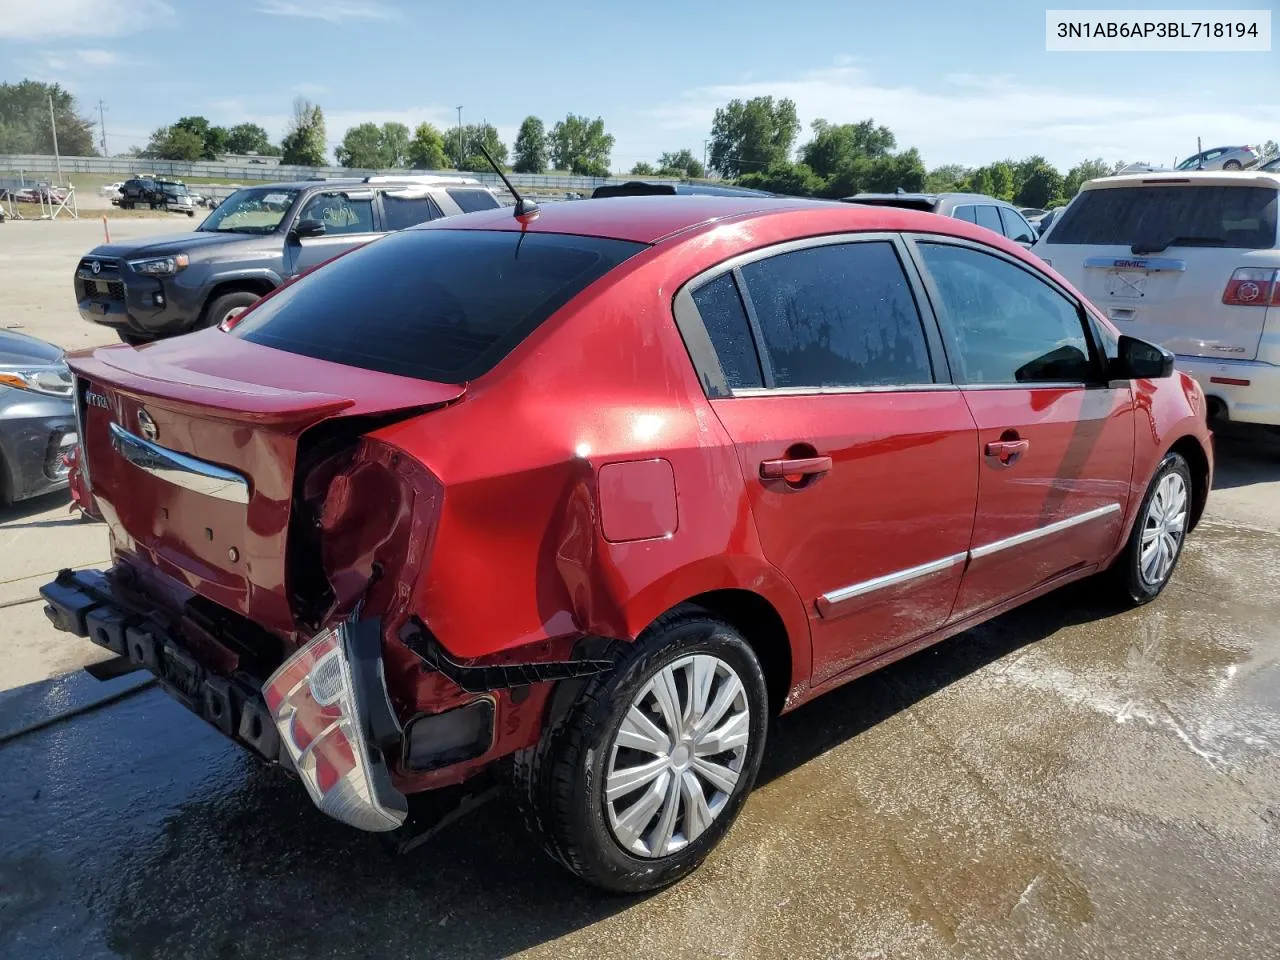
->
[1223, 160, 1243, 170]
[116, 330, 150, 346]
[511, 608, 770, 893]
[1114, 451, 1192, 604]
[201, 291, 260, 330]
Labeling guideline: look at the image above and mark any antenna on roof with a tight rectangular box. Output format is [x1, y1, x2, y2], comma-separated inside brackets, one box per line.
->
[476, 142, 539, 223]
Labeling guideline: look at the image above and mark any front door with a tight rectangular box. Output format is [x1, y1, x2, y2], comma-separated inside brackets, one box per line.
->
[909, 238, 1135, 619]
[286, 189, 381, 275]
[685, 236, 980, 685]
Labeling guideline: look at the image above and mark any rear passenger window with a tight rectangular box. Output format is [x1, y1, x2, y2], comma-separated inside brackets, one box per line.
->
[998, 207, 1036, 244]
[953, 205, 977, 223]
[382, 192, 444, 230]
[918, 242, 1093, 384]
[974, 205, 1003, 233]
[691, 274, 763, 389]
[737, 241, 933, 389]
[447, 188, 500, 213]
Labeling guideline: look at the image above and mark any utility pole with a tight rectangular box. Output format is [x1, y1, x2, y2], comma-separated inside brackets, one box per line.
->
[703, 140, 709, 179]
[98, 100, 108, 156]
[456, 106, 463, 169]
[48, 94, 63, 185]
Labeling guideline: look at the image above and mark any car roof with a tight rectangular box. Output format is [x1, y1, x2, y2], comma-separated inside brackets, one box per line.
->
[417, 194, 1044, 248]
[1082, 170, 1280, 191]
[590, 181, 776, 199]
[844, 191, 1011, 205]
[231, 176, 487, 191]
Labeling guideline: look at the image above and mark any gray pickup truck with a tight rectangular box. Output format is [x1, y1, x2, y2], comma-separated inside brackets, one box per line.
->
[75, 175, 502, 343]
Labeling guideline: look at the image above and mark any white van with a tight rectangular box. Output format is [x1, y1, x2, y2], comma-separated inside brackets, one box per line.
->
[1034, 171, 1280, 426]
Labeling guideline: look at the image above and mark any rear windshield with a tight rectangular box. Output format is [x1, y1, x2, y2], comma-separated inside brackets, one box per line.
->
[446, 188, 500, 213]
[229, 229, 646, 382]
[1048, 185, 1278, 249]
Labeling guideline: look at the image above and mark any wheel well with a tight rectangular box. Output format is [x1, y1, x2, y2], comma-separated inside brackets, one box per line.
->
[203, 278, 276, 318]
[683, 588, 793, 715]
[1170, 435, 1210, 531]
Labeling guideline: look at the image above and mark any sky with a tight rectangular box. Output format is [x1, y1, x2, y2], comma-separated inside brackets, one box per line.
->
[0, 0, 1276, 173]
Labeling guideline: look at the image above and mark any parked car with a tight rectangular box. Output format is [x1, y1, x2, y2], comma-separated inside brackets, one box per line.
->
[1019, 207, 1049, 220]
[116, 177, 195, 216]
[75, 175, 501, 343]
[42, 195, 1212, 892]
[99, 182, 124, 199]
[0, 331, 77, 503]
[1026, 207, 1065, 237]
[843, 191, 1038, 248]
[1259, 155, 1280, 174]
[1034, 169, 1280, 426]
[591, 181, 777, 198]
[1176, 146, 1262, 171]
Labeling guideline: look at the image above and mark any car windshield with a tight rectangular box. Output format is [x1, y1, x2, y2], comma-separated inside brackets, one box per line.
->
[161, 183, 188, 196]
[229, 228, 646, 383]
[198, 187, 300, 234]
[1047, 185, 1278, 249]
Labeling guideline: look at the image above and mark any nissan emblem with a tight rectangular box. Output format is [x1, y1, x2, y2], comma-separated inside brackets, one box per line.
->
[137, 408, 158, 442]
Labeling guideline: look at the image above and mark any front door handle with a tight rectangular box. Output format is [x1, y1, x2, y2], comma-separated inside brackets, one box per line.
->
[984, 439, 1030, 465]
[760, 456, 833, 480]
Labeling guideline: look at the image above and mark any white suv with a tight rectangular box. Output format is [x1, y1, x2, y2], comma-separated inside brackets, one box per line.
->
[1034, 171, 1280, 426]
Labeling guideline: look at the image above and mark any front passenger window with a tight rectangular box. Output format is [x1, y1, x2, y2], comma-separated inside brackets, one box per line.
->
[298, 192, 374, 235]
[918, 243, 1093, 385]
[998, 207, 1036, 244]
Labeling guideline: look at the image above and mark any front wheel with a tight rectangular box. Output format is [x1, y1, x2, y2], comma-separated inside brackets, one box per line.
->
[1223, 159, 1243, 170]
[202, 290, 261, 330]
[513, 609, 769, 893]
[1114, 451, 1192, 604]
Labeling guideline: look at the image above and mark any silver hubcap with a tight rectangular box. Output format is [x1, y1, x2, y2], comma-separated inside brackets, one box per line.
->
[1140, 471, 1188, 586]
[605, 654, 750, 859]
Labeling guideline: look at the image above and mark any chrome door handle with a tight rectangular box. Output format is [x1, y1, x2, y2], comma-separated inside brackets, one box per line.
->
[759, 456, 833, 480]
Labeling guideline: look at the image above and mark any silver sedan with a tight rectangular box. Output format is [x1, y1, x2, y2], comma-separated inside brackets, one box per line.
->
[1176, 145, 1262, 171]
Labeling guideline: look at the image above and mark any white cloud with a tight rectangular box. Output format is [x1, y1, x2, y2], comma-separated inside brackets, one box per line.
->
[255, 0, 396, 21]
[292, 82, 328, 96]
[75, 49, 124, 66]
[0, 0, 171, 38]
[627, 64, 1280, 172]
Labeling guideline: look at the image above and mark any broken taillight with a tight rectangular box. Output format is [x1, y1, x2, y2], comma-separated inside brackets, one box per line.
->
[263, 624, 407, 831]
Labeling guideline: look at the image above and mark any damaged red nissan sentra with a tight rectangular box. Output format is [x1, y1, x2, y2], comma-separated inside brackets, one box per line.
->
[42, 194, 1212, 892]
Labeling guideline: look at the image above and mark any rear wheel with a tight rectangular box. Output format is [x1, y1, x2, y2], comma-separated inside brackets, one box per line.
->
[201, 291, 260, 330]
[1114, 451, 1192, 604]
[512, 609, 769, 893]
[1223, 159, 1243, 170]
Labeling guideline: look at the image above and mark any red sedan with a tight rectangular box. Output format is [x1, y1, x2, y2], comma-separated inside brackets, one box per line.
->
[42, 196, 1212, 892]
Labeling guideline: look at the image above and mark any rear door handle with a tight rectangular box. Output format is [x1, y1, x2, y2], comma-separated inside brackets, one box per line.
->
[984, 439, 1030, 464]
[759, 456, 833, 480]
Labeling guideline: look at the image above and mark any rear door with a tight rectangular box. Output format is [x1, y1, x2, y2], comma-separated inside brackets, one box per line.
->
[908, 237, 1135, 619]
[677, 235, 979, 684]
[286, 189, 382, 275]
[1039, 181, 1280, 360]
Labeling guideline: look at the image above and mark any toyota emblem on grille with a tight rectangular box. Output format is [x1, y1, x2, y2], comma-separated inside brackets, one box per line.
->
[91, 260, 101, 275]
[137, 409, 158, 442]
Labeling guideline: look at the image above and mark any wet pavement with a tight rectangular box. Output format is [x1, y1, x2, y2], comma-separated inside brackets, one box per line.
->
[2, 426, 1279, 960]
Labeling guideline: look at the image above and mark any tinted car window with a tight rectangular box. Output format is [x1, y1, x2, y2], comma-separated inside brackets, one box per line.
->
[999, 206, 1036, 243]
[974, 205, 1003, 233]
[382, 192, 444, 231]
[231, 230, 644, 383]
[918, 243, 1092, 384]
[953, 205, 977, 223]
[691, 273, 763, 389]
[1049, 186, 1278, 249]
[447, 188, 500, 213]
[298, 191, 374, 235]
[737, 241, 933, 389]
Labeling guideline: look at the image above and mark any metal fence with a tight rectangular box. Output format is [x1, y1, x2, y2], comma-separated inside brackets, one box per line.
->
[0, 154, 683, 191]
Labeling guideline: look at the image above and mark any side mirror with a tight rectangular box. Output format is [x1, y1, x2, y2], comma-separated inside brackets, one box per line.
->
[291, 218, 326, 239]
[1113, 335, 1175, 380]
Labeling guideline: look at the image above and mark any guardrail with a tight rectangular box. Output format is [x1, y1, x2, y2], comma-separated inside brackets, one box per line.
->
[0, 154, 684, 191]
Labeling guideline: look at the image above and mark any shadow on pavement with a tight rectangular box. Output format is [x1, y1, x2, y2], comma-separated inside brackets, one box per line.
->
[0, 488, 73, 526]
[1210, 422, 1280, 491]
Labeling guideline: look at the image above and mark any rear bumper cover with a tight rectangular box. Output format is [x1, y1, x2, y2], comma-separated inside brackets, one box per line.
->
[1178, 355, 1280, 427]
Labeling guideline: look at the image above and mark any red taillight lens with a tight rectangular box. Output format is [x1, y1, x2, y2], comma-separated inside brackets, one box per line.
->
[263, 626, 405, 831]
[1222, 268, 1280, 306]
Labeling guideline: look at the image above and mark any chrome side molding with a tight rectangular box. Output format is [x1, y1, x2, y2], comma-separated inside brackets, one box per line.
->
[821, 553, 967, 607]
[108, 422, 250, 505]
[969, 503, 1121, 560]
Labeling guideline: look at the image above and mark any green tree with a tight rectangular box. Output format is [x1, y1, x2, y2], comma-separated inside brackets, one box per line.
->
[171, 116, 227, 160]
[549, 114, 614, 176]
[708, 96, 800, 177]
[144, 125, 205, 161]
[225, 122, 278, 155]
[380, 122, 409, 167]
[513, 116, 548, 173]
[1015, 159, 1065, 208]
[989, 161, 1015, 201]
[1063, 157, 1111, 196]
[630, 161, 655, 176]
[407, 122, 447, 169]
[656, 149, 705, 179]
[443, 123, 508, 171]
[800, 118, 895, 180]
[280, 97, 327, 167]
[1263, 139, 1278, 158]
[0, 80, 97, 156]
[335, 122, 386, 167]
[821, 148, 926, 198]
[737, 160, 824, 196]
[925, 163, 971, 193]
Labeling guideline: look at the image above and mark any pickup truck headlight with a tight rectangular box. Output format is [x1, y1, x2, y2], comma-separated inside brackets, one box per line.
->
[0, 362, 74, 397]
[128, 253, 189, 276]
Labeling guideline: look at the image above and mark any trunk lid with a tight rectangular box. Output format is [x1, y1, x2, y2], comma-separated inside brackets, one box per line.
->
[70, 330, 463, 633]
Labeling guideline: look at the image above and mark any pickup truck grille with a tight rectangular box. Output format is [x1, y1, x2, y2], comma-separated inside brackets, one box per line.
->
[79, 257, 119, 274]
